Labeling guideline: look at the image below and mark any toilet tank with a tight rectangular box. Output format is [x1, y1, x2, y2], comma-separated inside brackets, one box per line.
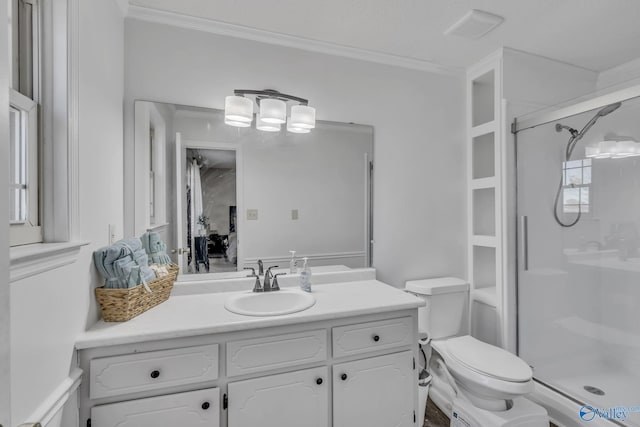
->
[404, 277, 469, 340]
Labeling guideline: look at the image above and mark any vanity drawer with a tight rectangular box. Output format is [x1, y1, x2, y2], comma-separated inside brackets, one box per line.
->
[91, 387, 220, 427]
[227, 329, 327, 377]
[90, 344, 219, 399]
[332, 317, 413, 358]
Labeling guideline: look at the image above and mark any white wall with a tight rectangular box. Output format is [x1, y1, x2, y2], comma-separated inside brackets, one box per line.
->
[124, 19, 467, 287]
[0, 0, 12, 424]
[9, 1, 124, 425]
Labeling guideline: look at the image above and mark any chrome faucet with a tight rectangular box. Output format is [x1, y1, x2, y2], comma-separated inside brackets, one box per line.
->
[257, 260, 264, 276]
[249, 272, 263, 292]
[263, 266, 279, 292]
[271, 273, 286, 291]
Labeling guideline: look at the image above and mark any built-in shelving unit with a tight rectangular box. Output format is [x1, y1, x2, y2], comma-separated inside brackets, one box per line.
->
[467, 56, 502, 346]
[466, 48, 599, 352]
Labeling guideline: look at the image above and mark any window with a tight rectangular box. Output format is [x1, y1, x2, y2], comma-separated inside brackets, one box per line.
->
[9, 0, 41, 246]
[135, 101, 167, 232]
[149, 124, 156, 225]
[563, 159, 591, 214]
[9, 90, 41, 244]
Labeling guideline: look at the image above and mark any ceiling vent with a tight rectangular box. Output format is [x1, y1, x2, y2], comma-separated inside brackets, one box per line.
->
[444, 9, 504, 40]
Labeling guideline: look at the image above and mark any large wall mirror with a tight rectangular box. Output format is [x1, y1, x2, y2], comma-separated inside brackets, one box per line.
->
[132, 101, 374, 279]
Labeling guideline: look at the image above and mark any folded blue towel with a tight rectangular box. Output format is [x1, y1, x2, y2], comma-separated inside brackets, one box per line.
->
[141, 231, 172, 265]
[94, 238, 157, 289]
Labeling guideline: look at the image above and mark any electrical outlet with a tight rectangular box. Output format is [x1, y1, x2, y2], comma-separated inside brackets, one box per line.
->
[246, 209, 258, 220]
[109, 224, 117, 245]
[291, 209, 299, 220]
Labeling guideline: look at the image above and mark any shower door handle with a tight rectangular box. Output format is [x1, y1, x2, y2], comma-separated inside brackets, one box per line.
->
[520, 216, 529, 271]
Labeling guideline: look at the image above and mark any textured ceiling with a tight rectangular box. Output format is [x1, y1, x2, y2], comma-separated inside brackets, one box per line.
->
[129, 0, 640, 72]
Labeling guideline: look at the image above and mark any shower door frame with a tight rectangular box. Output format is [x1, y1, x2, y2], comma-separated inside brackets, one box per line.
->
[513, 84, 640, 134]
[510, 83, 640, 427]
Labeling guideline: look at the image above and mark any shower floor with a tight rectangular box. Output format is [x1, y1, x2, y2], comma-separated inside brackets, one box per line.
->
[536, 356, 640, 426]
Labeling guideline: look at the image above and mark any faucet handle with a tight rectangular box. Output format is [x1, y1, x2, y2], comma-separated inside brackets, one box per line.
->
[266, 266, 279, 277]
[272, 273, 286, 291]
[243, 267, 256, 276]
[248, 273, 263, 292]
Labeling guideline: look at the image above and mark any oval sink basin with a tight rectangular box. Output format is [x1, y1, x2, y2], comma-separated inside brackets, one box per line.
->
[224, 289, 316, 317]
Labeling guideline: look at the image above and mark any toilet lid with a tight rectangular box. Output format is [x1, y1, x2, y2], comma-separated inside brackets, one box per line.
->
[446, 335, 532, 382]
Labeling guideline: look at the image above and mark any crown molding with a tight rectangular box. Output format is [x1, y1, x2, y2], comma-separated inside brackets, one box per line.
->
[126, 5, 462, 76]
[115, 0, 129, 16]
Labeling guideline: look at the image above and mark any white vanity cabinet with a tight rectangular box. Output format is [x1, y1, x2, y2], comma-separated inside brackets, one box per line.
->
[78, 310, 419, 427]
[333, 351, 415, 427]
[227, 366, 329, 427]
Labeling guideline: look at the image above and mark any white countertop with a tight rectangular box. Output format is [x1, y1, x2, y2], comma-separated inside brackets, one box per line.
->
[76, 280, 424, 350]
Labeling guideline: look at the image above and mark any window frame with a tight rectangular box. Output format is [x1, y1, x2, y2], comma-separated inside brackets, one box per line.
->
[562, 158, 592, 214]
[9, 0, 87, 282]
[9, 88, 42, 245]
[9, 0, 42, 247]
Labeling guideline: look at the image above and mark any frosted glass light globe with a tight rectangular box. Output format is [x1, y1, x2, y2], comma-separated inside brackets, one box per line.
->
[289, 105, 316, 129]
[287, 119, 310, 134]
[256, 114, 281, 132]
[259, 98, 286, 124]
[224, 96, 253, 123]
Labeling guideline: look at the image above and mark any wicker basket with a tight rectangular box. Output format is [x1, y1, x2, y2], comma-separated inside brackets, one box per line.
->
[95, 264, 179, 322]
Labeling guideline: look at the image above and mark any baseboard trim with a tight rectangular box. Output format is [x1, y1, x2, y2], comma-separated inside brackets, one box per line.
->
[23, 368, 83, 427]
[244, 251, 366, 265]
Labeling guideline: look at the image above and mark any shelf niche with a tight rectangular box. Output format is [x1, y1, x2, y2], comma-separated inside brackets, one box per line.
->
[472, 245, 496, 289]
[472, 188, 496, 237]
[472, 70, 495, 127]
[472, 132, 495, 179]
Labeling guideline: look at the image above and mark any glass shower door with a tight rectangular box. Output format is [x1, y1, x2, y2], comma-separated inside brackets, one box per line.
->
[516, 98, 640, 426]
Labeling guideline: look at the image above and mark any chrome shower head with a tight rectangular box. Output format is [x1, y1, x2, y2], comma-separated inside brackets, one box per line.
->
[597, 102, 621, 117]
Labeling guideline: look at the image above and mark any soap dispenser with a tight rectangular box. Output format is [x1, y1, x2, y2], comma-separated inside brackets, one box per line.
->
[289, 250, 297, 274]
[299, 257, 312, 293]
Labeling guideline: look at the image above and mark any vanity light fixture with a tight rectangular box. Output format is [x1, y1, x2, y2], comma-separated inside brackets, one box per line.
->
[256, 113, 281, 132]
[586, 139, 640, 159]
[287, 119, 310, 134]
[224, 89, 316, 133]
[614, 140, 638, 158]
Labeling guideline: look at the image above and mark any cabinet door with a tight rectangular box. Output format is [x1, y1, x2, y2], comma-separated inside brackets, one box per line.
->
[228, 366, 329, 427]
[91, 388, 219, 427]
[333, 351, 415, 427]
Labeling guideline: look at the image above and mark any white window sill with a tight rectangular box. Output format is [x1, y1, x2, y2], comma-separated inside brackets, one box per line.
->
[146, 222, 169, 232]
[10, 241, 90, 283]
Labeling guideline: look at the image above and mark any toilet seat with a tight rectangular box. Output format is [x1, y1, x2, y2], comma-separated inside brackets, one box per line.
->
[431, 335, 534, 401]
[446, 335, 532, 382]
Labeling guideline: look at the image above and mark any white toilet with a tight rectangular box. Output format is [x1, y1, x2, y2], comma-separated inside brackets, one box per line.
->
[405, 277, 548, 427]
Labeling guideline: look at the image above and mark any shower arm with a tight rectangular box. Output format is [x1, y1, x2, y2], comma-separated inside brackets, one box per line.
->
[566, 116, 599, 159]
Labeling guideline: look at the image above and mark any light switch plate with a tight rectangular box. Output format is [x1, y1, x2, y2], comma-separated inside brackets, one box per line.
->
[108, 224, 117, 245]
[247, 209, 258, 220]
[291, 209, 299, 220]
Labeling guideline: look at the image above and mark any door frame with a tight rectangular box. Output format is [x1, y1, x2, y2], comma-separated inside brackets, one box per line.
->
[175, 135, 244, 275]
